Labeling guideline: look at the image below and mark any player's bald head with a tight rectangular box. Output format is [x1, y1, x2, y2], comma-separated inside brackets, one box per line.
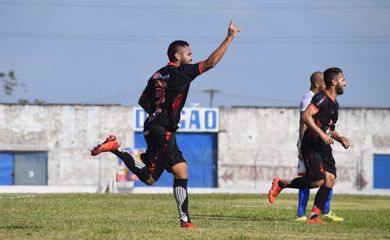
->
[310, 71, 324, 89]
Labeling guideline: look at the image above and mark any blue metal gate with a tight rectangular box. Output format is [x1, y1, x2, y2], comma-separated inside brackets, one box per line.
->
[373, 154, 390, 188]
[0, 152, 14, 185]
[133, 132, 217, 187]
[0, 151, 48, 185]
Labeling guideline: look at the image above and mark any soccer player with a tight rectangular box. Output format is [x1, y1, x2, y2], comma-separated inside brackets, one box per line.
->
[268, 67, 350, 224]
[295, 71, 344, 222]
[91, 20, 240, 228]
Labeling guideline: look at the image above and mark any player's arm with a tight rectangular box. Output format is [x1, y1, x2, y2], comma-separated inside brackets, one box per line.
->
[297, 111, 306, 159]
[298, 111, 307, 143]
[331, 130, 350, 149]
[201, 20, 240, 73]
[138, 92, 152, 114]
[303, 104, 334, 145]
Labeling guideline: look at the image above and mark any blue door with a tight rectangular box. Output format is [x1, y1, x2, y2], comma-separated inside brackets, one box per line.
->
[133, 132, 217, 187]
[0, 152, 14, 185]
[373, 154, 390, 188]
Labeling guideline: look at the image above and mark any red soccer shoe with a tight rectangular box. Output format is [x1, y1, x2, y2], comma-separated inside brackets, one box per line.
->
[91, 135, 120, 156]
[268, 177, 282, 204]
[306, 216, 325, 224]
[181, 220, 197, 229]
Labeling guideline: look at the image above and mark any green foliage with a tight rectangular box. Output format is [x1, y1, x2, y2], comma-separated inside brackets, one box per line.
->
[0, 193, 389, 239]
[0, 71, 18, 96]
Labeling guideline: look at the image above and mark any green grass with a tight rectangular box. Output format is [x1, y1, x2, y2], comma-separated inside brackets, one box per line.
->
[0, 193, 390, 239]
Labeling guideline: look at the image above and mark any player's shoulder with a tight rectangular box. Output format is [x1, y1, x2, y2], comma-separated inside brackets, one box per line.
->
[313, 90, 326, 99]
[301, 91, 314, 101]
[299, 91, 314, 110]
[311, 91, 329, 107]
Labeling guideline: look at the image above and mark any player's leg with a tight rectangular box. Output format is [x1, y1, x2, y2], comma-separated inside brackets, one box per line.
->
[91, 135, 153, 183]
[322, 189, 344, 221]
[296, 159, 310, 221]
[171, 162, 196, 228]
[268, 176, 311, 204]
[297, 188, 310, 220]
[321, 154, 344, 222]
[111, 149, 154, 185]
[305, 153, 331, 224]
[322, 188, 332, 214]
[90, 126, 166, 185]
[268, 152, 314, 204]
[167, 133, 196, 229]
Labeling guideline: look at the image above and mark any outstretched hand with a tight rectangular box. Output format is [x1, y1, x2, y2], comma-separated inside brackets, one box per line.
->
[228, 19, 240, 38]
[340, 136, 350, 149]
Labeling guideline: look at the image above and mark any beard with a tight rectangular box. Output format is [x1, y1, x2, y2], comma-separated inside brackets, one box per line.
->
[180, 58, 191, 65]
[336, 85, 344, 95]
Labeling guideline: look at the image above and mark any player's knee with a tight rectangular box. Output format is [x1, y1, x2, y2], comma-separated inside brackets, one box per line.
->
[310, 179, 323, 188]
[144, 176, 156, 185]
[324, 172, 336, 188]
[324, 178, 335, 188]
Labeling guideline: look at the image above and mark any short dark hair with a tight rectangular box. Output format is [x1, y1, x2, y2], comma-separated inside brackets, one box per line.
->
[167, 40, 189, 62]
[324, 67, 343, 88]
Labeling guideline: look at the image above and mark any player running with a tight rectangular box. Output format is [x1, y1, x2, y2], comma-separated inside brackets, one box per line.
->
[91, 20, 240, 229]
[269, 67, 350, 224]
[295, 71, 344, 222]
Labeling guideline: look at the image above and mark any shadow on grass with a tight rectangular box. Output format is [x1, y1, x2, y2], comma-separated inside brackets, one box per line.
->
[0, 224, 43, 230]
[192, 214, 274, 222]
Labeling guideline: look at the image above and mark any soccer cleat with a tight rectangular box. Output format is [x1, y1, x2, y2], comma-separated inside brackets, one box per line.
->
[296, 216, 307, 222]
[323, 210, 344, 222]
[268, 177, 282, 204]
[91, 135, 120, 156]
[180, 220, 197, 229]
[306, 216, 325, 224]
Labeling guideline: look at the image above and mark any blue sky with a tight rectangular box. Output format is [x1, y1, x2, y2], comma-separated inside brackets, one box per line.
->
[1, 0, 389, 107]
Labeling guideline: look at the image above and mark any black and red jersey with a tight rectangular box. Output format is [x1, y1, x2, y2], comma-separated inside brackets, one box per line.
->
[301, 90, 339, 153]
[140, 62, 204, 131]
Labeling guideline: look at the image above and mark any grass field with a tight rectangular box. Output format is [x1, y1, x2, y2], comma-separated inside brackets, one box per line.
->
[1, 193, 389, 239]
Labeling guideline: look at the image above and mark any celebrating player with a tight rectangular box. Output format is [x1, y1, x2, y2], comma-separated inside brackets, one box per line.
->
[269, 67, 350, 224]
[91, 20, 240, 228]
[295, 71, 343, 222]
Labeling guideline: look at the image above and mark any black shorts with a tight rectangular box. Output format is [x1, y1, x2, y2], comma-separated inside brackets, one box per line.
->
[140, 125, 186, 181]
[302, 151, 337, 181]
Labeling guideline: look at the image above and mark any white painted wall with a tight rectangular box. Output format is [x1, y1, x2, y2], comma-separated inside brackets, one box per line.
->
[218, 107, 390, 194]
[0, 104, 134, 187]
[1, 104, 389, 193]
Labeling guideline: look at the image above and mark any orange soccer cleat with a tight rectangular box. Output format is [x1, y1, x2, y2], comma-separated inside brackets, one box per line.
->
[180, 220, 197, 229]
[91, 135, 120, 156]
[268, 177, 282, 204]
[306, 216, 325, 224]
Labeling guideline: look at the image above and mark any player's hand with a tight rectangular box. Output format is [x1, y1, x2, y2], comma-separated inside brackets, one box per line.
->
[298, 151, 303, 160]
[340, 136, 350, 149]
[297, 140, 302, 160]
[228, 19, 240, 38]
[321, 133, 334, 145]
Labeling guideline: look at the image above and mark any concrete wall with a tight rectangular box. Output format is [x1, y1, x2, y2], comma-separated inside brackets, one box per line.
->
[0, 104, 134, 186]
[1, 104, 389, 193]
[218, 107, 390, 193]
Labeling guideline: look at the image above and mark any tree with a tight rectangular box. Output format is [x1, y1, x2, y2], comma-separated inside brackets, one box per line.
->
[0, 70, 19, 96]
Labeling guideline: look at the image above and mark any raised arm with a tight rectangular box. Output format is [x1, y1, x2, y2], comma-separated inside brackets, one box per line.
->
[201, 20, 240, 73]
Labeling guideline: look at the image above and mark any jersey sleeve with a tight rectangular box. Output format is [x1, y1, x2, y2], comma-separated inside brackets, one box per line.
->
[310, 93, 327, 112]
[176, 62, 203, 80]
